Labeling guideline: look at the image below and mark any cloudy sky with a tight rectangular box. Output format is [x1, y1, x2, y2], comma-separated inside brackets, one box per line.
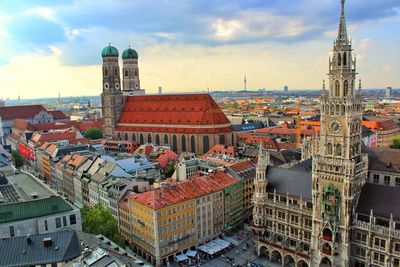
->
[0, 0, 399, 99]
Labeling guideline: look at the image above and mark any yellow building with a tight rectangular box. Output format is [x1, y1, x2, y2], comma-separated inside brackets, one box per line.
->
[129, 188, 196, 266]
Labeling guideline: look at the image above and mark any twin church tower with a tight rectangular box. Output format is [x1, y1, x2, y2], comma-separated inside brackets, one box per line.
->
[100, 45, 145, 139]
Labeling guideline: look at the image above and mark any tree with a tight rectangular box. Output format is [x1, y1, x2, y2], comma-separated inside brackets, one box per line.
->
[81, 204, 124, 246]
[84, 127, 103, 140]
[12, 150, 25, 168]
[390, 135, 400, 149]
[162, 162, 176, 178]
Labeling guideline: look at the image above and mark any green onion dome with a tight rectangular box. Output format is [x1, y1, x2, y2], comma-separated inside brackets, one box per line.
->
[122, 47, 138, 59]
[101, 44, 119, 57]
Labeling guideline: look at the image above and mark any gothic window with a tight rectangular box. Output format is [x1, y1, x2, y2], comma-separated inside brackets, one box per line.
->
[342, 105, 345, 115]
[104, 67, 109, 77]
[335, 81, 340, 97]
[124, 69, 128, 77]
[191, 136, 196, 152]
[344, 80, 349, 96]
[124, 133, 128, 141]
[172, 135, 178, 151]
[219, 134, 225, 145]
[181, 135, 186, 151]
[135, 68, 138, 77]
[338, 53, 342, 66]
[147, 134, 151, 143]
[114, 68, 118, 76]
[322, 185, 341, 221]
[164, 134, 169, 144]
[203, 136, 210, 153]
[330, 105, 335, 115]
[336, 104, 340, 115]
[140, 134, 144, 144]
[132, 133, 136, 142]
[327, 143, 333, 155]
[343, 52, 347, 66]
[155, 134, 160, 145]
[336, 144, 342, 156]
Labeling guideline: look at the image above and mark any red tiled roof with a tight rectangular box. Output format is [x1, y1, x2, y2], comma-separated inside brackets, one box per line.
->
[363, 120, 398, 131]
[48, 110, 67, 120]
[115, 125, 233, 134]
[131, 171, 238, 209]
[255, 127, 318, 136]
[229, 160, 255, 173]
[118, 94, 231, 126]
[0, 105, 47, 120]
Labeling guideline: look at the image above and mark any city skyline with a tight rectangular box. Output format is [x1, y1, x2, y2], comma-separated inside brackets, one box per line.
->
[0, 0, 399, 99]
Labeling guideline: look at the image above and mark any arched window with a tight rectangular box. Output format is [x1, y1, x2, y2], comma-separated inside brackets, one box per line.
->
[172, 135, 178, 151]
[135, 68, 138, 77]
[147, 134, 152, 144]
[330, 105, 335, 115]
[191, 136, 196, 153]
[336, 144, 342, 156]
[343, 80, 349, 96]
[140, 134, 144, 144]
[132, 133, 136, 142]
[124, 69, 128, 77]
[155, 134, 160, 145]
[219, 135, 225, 145]
[203, 136, 210, 153]
[164, 134, 169, 145]
[327, 143, 333, 155]
[181, 135, 186, 151]
[343, 52, 347, 66]
[117, 132, 121, 140]
[338, 53, 342, 66]
[104, 67, 109, 77]
[124, 133, 128, 141]
[335, 81, 340, 97]
[336, 104, 340, 115]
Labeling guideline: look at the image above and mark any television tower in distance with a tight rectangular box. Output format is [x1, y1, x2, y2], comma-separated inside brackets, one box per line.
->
[244, 75, 247, 91]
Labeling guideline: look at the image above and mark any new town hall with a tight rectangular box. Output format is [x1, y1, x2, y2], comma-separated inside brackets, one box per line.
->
[252, 1, 400, 267]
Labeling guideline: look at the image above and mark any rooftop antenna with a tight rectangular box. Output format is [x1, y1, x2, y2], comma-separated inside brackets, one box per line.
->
[244, 74, 247, 92]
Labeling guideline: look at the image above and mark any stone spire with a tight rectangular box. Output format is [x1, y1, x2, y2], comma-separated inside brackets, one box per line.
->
[337, 0, 349, 46]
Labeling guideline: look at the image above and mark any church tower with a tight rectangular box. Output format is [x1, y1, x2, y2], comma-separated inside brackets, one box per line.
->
[122, 47, 144, 95]
[101, 44, 124, 139]
[252, 145, 270, 232]
[311, 1, 368, 266]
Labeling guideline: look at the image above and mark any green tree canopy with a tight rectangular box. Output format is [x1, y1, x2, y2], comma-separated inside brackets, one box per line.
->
[81, 204, 124, 246]
[390, 135, 400, 149]
[12, 150, 25, 168]
[84, 127, 103, 140]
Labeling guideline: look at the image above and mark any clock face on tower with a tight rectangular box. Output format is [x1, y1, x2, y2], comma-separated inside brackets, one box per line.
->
[329, 119, 342, 133]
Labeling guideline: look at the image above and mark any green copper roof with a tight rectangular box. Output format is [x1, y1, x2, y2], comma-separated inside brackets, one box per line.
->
[0, 196, 73, 224]
[122, 47, 138, 59]
[102, 44, 119, 57]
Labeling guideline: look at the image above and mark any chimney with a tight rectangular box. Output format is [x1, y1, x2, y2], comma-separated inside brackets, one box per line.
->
[26, 234, 32, 244]
[43, 237, 52, 247]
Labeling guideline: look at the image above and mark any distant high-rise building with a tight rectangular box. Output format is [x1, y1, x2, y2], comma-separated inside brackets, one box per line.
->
[284, 85, 289, 93]
[0, 99, 5, 107]
[158, 86, 162, 95]
[386, 86, 392, 98]
[244, 75, 247, 91]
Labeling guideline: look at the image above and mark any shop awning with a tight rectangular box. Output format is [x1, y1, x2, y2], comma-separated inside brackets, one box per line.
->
[186, 250, 197, 257]
[176, 254, 189, 262]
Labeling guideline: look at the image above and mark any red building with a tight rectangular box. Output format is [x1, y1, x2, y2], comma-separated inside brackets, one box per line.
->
[113, 94, 235, 154]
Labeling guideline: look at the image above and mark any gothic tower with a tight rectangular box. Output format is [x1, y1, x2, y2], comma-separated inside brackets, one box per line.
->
[311, 1, 368, 266]
[101, 44, 124, 139]
[122, 47, 144, 95]
[252, 145, 270, 232]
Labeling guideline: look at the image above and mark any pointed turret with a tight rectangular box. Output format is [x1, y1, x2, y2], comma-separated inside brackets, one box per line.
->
[336, 0, 349, 46]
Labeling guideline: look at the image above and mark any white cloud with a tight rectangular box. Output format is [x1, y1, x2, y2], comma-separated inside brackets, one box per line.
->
[212, 19, 244, 40]
[24, 7, 58, 22]
[155, 32, 176, 40]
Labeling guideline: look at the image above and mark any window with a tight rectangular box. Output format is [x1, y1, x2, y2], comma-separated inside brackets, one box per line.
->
[355, 246, 366, 257]
[395, 243, 400, 253]
[63, 216, 67, 226]
[384, 176, 390, 186]
[44, 220, 48, 231]
[291, 215, 299, 223]
[374, 237, 386, 250]
[338, 53, 342, 66]
[277, 211, 285, 221]
[9, 226, 15, 237]
[355, 232, 367, 244]
[55, 217, 62, 228]
[373, 174, 379, 184]
[396, 177, 400, 187]
[191, 136, 196, 152]
[304, 218, 312, 228]
[304, 231, 311, 241]
[373, 252, 385, 264]
[70, 214, 77, 225]
[203, 136, 210, 153]
[335, 81, 340, 97]
[344, 80, 349, 96]
[182, 135, 186, 151]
